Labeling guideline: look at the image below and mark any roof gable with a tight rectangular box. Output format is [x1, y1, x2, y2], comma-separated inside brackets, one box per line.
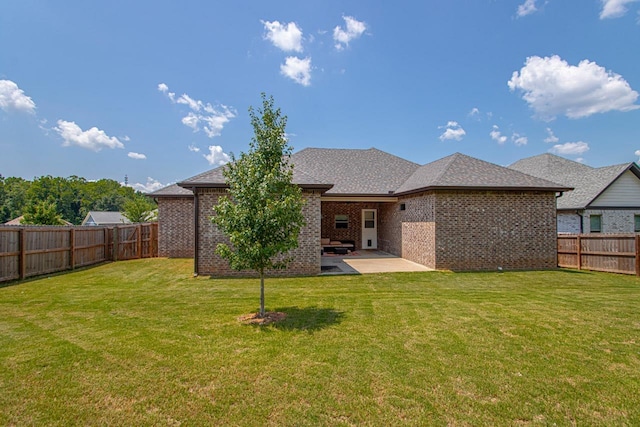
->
[590, 167, 640, 207]
[509, 153, 639, 209]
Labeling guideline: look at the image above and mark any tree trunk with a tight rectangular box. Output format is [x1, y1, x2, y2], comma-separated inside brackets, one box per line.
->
[259, 269, 265, 318]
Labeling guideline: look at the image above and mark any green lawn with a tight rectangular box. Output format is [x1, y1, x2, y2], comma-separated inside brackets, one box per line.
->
[1, 259, 639, 426]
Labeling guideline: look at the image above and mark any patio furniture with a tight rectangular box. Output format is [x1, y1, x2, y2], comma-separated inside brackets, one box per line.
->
[321, 238, 355, 254]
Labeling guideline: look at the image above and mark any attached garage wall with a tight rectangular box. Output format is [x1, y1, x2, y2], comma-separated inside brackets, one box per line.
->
[197, 188, 322, 277]
[157, 197, 194, 258]
[434, 190, 558, 271]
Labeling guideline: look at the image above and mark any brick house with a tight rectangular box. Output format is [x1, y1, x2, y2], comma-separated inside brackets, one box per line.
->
[150, 148, 569, 276]
[509, 153, 640, 234]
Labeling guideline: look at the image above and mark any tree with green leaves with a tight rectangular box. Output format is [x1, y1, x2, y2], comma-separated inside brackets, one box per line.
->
[122, 195, 157, 223]
[212, 93, 306, 318]
[21, 201, 66, 225]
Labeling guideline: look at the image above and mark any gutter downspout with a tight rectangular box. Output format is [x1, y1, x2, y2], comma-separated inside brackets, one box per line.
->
[576, 210, 584, 234]
[193, 187, 199, 277]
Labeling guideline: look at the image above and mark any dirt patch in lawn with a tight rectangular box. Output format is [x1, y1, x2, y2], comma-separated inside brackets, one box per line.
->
[238, 312, 287, 325]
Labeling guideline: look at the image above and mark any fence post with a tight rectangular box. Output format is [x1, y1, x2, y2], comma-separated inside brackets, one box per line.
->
[70, 228, 75, 270]
[112, 226, 119, 262]
[636, 234, 640, 276]
[19, 228, 27, 280]
[103, 227, 109, 261]
[576, 235, 582, 271]
[152, 223, 158, 257]
[137, 224, 142, 259]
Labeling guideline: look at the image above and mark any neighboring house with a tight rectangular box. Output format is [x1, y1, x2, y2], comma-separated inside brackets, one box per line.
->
[81, 211, 130, 226]
[509, 153, 640, 234]
[4, 215, 73, 226]
[150, 148, 569, 276]
[4, 216, 26, 225]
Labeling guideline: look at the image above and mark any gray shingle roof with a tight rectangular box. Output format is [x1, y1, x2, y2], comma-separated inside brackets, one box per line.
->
[173, 148, 570, 196]
[290, 147, 420, 195]
[509, 153, 637, 209]
[82, 211, 130, 225]
[147, 183, 193, 197]
[395, 152, 568, 194]
[177, 160, 331, 190]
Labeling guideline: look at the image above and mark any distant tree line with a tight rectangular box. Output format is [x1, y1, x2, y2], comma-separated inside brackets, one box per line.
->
[0, 175, 157, 225]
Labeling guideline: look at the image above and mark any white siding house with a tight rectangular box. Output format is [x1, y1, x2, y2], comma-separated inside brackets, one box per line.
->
[509, 154, 640, 234]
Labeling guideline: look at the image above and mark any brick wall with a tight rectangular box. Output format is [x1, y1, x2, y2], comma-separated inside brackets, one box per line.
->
[197, 188, 322, 277]
[378, 193, 436, 268]
[558, 212, 581, 234]
[583, 209, 640, 233]
[157, 197, 194, 258]
[433, 190, 558, 271]
[320, 201, 379, 250]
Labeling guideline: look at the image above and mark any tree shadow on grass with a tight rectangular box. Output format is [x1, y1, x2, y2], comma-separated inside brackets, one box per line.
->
[260, 306, 345, 332]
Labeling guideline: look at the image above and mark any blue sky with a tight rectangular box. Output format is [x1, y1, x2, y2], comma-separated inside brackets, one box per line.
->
[1, 0, 639, 192]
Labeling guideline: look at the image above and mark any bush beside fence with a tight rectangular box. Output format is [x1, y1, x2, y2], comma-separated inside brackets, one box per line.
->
[0, 224, 157, 283]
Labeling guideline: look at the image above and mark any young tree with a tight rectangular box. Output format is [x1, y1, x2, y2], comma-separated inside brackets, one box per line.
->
[122, 195, 157, 223]
[21, 201, 66, 225]
[212, 93, 306, 318]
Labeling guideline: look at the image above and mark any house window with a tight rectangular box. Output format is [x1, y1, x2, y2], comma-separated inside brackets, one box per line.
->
[335, 214, 349, 229]
[635, 215, 640, 232]
[590, 215, 602, 233]
[399, 203, 406, 211]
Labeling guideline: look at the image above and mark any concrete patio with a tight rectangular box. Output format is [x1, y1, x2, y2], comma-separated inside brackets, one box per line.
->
[320, 250, 434, 274]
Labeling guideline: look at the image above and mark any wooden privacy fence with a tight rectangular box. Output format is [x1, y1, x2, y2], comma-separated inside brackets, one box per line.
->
[0, 223, 158, 283]
[558, 234, 640, 276]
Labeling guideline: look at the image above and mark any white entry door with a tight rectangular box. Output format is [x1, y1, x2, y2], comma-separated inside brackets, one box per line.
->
[361, 209, 377, 249]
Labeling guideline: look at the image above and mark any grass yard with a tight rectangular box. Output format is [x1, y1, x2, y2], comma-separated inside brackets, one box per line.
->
[1, 259, 639, 426]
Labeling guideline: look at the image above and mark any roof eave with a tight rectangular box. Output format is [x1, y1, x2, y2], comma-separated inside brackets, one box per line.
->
[177, 182, 334, 192]
[393, 185, 572, 197]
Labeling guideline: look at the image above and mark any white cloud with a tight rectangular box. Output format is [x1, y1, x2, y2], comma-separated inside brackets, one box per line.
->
[188, 144, 200, 152]
[128, 152, 146, 160]
[204, 145, 231, 166]
[544, 127, 559, 143]
[0, 79, 36, 114]
[128, 177, 166, 193]
[438, 121, 466, 141]
[262, 20, 303, 52]
[157, 82, 175, 102]
[508, 55, 639, 120]
[490, 125, 508, 144]
[512, 133, 528, 146]
[176, 93, 201, 111]
[549, 141, 590, 155]
[280, 56, 312, 86]
[54, 120, 124, 151]
[333, 16, 367, 50]
[517, 0, 538, 17]
[181, 112, 200, 130]
[158, 83, 236, 137]
[468, 107, 480, 118]
[600, 0, 639, 19]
